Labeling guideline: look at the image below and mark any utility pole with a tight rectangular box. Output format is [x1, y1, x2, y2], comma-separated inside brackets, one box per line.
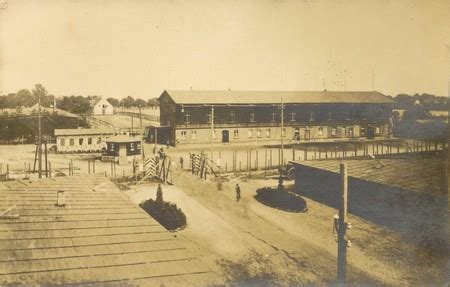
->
[280, 97, 284, 166]
[337, 162, 349, 286]
[139, 105, 144, 162]
[211, 105, 214, 161]
[38, 94, 42, 178]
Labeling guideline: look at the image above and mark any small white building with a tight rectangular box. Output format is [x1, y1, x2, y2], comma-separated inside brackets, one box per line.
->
[54, 128, 115, 153]
[91, 98, 114, 115]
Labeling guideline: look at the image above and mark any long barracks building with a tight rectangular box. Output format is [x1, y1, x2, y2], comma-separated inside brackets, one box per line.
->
[156, 90, 394, 146]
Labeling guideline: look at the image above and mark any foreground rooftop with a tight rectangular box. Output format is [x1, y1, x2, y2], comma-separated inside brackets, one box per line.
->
[0, 174, 219, 285]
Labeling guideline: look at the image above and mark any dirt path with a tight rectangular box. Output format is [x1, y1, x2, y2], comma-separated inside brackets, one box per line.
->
[123, 172, 445, 286]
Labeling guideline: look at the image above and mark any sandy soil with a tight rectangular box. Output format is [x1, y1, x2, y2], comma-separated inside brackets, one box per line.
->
[123, 170, 446, 286]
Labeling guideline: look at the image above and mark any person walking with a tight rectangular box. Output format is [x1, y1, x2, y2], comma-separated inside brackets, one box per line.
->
[179, 156, 184, 170]
[235, 183, 241, 202]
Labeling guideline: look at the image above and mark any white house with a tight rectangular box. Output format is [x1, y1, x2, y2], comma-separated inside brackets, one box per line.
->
[91, 98, 114, 115]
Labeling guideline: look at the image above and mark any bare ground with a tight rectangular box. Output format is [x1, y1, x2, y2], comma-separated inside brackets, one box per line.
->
[124, 170, 446, 286]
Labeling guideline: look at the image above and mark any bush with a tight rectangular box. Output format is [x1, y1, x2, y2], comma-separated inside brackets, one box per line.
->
[140, 198, 186, 231]
[255, 187, 308, 213]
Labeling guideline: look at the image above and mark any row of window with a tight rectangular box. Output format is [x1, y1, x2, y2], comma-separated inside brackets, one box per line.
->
[179, 125, 383, 140]
[60, 137, 102, 147]
[108, 143, 139, 152]
[179, 128, 287, 140]
[184, 112, 319, 124]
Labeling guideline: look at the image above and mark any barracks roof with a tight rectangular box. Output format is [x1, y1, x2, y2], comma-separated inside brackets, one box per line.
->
[160, 90, 394, 105]
[54, 128, 115, 136]
[0, 175, 219, 285]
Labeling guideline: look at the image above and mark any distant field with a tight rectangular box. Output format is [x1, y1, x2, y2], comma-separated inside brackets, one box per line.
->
[90, 115, 157, 130]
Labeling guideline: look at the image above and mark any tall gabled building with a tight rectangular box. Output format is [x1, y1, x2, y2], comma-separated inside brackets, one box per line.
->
[155, 90, 394, 146]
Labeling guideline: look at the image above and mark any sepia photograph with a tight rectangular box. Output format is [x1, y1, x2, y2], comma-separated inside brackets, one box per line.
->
[0, 0, 448, 286]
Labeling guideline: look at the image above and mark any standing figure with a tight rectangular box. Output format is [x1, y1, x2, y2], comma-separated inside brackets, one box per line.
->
[235, 183, 241, 202]
[179, 156, 184, 170]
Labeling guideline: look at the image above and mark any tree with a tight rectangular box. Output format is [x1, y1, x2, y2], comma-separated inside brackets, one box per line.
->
[107, 97, 120, 107]
[120, 96, 135, 108]
[134, 98, 147, 108]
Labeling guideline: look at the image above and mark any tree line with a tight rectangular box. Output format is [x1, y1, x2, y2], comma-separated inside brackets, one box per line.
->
[0, 84, 159, 115]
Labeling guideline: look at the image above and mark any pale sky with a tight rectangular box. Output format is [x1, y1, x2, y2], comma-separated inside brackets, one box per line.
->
[0, 0, 449, 99]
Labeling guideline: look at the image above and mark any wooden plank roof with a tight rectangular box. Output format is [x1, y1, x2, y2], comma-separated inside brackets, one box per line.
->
[0, 175, 220, 286]
[291, 155, 447, 197]
[161, 90, 394, 105]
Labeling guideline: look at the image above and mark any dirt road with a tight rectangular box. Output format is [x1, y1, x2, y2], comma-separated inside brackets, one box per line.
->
[124, 170, 444, 286]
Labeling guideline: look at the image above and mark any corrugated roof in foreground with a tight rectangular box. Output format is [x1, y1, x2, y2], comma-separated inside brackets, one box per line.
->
[0, 174, 220, 286]
[162, 90, 394, 105]
[291, 155, 447, 197]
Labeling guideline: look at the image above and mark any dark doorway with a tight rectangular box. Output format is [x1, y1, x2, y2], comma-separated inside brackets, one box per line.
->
[222, 130, 229, 143]
[367, 126, 375, 139]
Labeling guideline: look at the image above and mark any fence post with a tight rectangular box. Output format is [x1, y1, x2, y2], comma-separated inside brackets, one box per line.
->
[93, 160, 96, 173]
[6, 164, 9, 180]
[304, 146, 308, 161]
[88, 160, 91, 174]
[49, 162, 52, 178]
[256, 150, 259, 170]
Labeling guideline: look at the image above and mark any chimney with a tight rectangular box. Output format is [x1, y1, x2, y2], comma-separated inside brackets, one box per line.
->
[56, 191, 65, 207]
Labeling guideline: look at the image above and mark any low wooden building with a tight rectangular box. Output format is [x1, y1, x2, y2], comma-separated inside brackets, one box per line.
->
[103, 135, 141, 165]
[54, 128, 115, 153]
[157, 90, 394, 146]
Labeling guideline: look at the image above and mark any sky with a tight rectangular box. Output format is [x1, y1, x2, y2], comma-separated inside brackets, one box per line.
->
[0, 0, 449, 99]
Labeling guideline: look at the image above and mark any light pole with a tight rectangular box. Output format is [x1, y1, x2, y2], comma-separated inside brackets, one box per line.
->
[38, 94, 42, 178]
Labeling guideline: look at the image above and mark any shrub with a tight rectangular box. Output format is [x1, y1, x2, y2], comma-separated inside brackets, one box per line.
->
[255, 187, 308, 213]
[140, 197, 186, 231]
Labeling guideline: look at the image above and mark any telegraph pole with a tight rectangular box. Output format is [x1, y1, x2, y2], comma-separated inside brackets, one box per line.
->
[38, 94, 42, 178]
[337, 162, 349, 285]
[139, 105, 144, 162]
[211, 105, 214, 161]
[280, 97, 284, 165]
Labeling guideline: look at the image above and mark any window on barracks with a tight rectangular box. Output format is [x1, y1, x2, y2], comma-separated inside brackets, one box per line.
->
[184, 113, 190, 124]
[130, 143, 135, 151]
[282, 128, 286, 137]
[207, 113, 212, 123]
[229, 112, 235, 123]
[250, 113, 255, 122]
[360, 127, 366, 135]
[265, 129, 271, 138]
[88, 138, 92, 145]
[318, 127, 324, 136]
[97, 137, 102, 144]
[212, 130, 217, 139]
[331, 127, 337, 136]
[233, 130, 239, 139]
[248, 129, 253, 138]
[290, 113, 296, 121]
[309, 112, 314, 121]
[60, 138, 66, 146]
[69, 138, 74, 146]
[257, 129, 262, 138]
[375, 126, 381, 134]
[79, 138, 84, 145]
[110, 143, 115, 151]
[181, 131, 187, 140]
[137, 143, 141, 150]
[191, 130, 197, 140]
[328, 112, 332, 121]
